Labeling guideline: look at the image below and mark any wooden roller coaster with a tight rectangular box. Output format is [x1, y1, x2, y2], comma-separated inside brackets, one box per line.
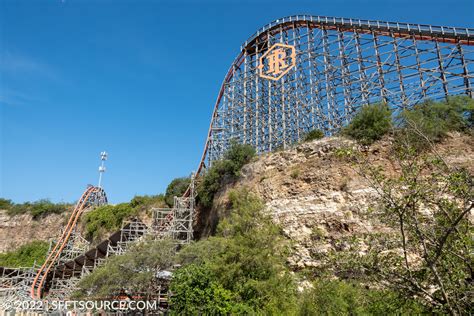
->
[1, 13, 473, 307]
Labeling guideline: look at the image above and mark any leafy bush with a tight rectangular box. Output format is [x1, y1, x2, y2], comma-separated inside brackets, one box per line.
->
[0, 241, 49, 267]
[222, 141, 256, 175]
[165, 177, 191, 207]
[84, 194, 167, 241]
[197, 142, 255, 208]
[129, 194, 166, 211]
[298, 279, 426, 315]
[0, 198, 13, 210]
[4, 199, 70, 219]
[171, 189, 296, 314]
[398, 96, 474, 149]
[342, 102, 392, 145]
[76, 238, 176, 298]
[83, 203, 137, 241]
[170, 264, 247, 315]
[358, 145, 473, 314]
[303, 129, 324, 142]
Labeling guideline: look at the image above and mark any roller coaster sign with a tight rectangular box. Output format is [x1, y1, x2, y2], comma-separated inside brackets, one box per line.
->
[258, 43, 296, 80]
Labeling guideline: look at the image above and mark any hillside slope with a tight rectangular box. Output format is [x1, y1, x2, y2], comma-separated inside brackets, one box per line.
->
[0, 211, 67, 253]
[2, 133, 472, 266]
[198, 133, 473, 269]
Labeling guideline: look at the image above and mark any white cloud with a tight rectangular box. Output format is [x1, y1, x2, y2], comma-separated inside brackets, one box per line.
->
[0, 51, 61, 81]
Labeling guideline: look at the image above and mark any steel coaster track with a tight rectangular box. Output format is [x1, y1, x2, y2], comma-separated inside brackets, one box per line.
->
[30, 186, 107, 299]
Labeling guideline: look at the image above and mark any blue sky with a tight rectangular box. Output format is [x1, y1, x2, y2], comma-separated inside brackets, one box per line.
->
[1, 0, 473, 204]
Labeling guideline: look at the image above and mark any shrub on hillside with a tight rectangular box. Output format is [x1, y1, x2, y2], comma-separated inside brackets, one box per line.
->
[0, 241, 49, 267]
[83, 194, 167, 242]
[83, 203, 137, 241]
[5, 199, 70, 219]
[75, 238, 176, 298]
[342, 103, 392, 145]
[165, 177, 191, 207]
[398, 96, 474, 150]
[170, 264, 245, 314]
[222, 141, 256, 176]
[303, 129, 324, 142]
[130, 194, 166, 211]
[0, 198, 13, 210]
[171, 189, 296, 314]
[197, 142, 255, 208]
[298, 279, 426, 315]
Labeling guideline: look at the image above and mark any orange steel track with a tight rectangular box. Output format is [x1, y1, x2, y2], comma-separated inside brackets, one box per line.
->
[30, 186, 106, 299]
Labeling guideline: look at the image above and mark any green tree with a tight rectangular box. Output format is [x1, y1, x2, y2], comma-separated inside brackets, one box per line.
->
[171, 188, 297, 314]
[222, 141, 256, 176]
[398, 96, 474, 150]
[165, 177, 191, 207]
[197, 142, 255, 208]
[76, 238, 176, 299]
[356, 140, 473, 314]
[342, 102, 392, 145]
[170, 264, 247, 315]
[298, 279, 425, 315]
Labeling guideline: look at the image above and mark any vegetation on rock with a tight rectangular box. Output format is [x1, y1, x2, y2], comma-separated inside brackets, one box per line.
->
[171, 188, 296, 314]
[360, 145, 472, 314]
[165, 177, 191, 207]
[397, 95, 474, 150]
[342, 102, 392, 145]
[197, 141, 255, 208]
[0, 198, 71, 219]
[343, 96, 474, 148]
[76, 238, 176, 298]
[298, 279, 425, 315]
[303, 129, 324, 142]
[0, 241, 49, 267]
[320, 108, 474, 314]
[83, 194, 165, 241]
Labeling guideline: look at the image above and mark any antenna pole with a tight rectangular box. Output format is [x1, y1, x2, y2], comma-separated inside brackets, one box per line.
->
[98, 151, 108, 188]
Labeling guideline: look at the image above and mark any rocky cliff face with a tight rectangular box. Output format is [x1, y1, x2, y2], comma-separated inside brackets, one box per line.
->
[0, 211, 68, 252]
[204, 133, 474, 270]
[2, 133, 472, 267]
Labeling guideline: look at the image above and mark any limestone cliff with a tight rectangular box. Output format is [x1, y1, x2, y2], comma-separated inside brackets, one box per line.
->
[200, 133, 473, 269]
[0, 211, 68, 253]
[1, 133, 472, 269]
